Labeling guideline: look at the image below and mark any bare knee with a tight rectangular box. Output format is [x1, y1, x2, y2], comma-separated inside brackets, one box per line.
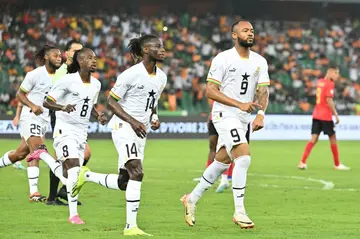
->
[64, 158, 80, 170]
[125, 159, 144, 181]
[310, 135, 319, 144]
[329, 134, 337, 144]
[215, 147, 232, 164]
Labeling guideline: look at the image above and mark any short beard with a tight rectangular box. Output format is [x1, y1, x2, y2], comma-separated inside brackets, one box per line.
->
[48, 61, 60, 70]
[238, 38, 254, 48]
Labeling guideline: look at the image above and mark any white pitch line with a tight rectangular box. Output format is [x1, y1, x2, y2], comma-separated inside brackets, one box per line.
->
[192, 173, 336, 191]
[248, 173, 335, 190]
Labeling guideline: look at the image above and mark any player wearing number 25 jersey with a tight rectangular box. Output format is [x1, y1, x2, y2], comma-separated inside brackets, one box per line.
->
[298, 64, 349, 170]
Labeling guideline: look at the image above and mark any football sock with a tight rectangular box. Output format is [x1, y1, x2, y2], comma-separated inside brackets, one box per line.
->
[67, 167, 80, 218]
[27, 166, 40, 195]
[232, 155, 251, 214]
[189, 160, 229, 204]
[331, 144, 340, 167]
[301, 142, 314, 164]
[220, 174, 229, 185]
[48, 170, 60, 201]
[0, 151, 12, 168]
[125, 180, 142, 229]
[227, 162, 234, 178]
[85, 171, 120, 190]
[206, 159, 213, 168]
[39, 152, 67, 185]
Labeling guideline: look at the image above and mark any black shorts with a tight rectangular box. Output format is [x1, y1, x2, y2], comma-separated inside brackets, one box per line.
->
[208, 120, 218, 136]
[208, 120, 251, 143]
[311, 119, 335, 136]
[50, 110, 56, 132]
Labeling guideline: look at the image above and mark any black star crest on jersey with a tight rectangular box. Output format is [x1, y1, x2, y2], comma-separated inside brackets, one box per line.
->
[242, 73, 250, 81]
[83, 96, 90, 104]
[148, 90, 156, 98]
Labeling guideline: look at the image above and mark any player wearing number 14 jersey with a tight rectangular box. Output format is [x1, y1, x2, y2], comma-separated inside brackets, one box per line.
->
[71, 34, 166, 236]
[43, 48, 104, 224]
[181, 20, 269, 229]
[298, 64, 349, 170]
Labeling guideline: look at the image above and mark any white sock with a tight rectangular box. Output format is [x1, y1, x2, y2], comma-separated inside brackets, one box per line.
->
[27, 166, 39, 195]
[220, 174, 229, 185]
[85, 171, 120, 190]
[14, 161, 22, 166]
[125, 180, 142, 229]
[39, 152, 67, 185]
[232, 155, 251, 214]
[189, 160, 229, 204]
[67, 167, 80, 218]
[0, 151, 13, 168]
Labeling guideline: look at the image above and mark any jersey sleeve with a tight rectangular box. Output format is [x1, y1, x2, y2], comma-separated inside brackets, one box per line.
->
[19, 72, 35, 93]
[109, 72, 130, 101]
[93, 82, 101, 104]
[47, 78, 68, 102]
[258, 58, 270, 86]
[325, 82, 334, 98]
[206, 55, 225, 85]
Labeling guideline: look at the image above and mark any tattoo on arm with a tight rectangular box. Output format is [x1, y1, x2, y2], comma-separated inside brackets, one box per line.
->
[256, 86, 269, 111]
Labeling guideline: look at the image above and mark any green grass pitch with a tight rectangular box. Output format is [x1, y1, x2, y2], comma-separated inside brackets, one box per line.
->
[0, 139, 359, 238]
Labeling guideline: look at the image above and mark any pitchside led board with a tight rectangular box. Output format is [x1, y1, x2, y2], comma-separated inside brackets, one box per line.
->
[0, 115, 359, 140]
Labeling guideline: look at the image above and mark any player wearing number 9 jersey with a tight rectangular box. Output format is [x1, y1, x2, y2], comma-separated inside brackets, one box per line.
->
[298, 64, 349, 170]
[43, 48, 105, 224]
[71, 34, 166, 236]
[182, 20, 270, 229]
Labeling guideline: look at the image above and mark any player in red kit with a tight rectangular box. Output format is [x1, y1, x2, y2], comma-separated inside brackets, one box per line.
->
[298, 64, 349, 170]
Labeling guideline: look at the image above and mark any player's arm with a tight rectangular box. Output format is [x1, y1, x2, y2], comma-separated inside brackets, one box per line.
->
[206, 82, 260, 112]
[43, 80, 76, 113]
[16, 88, 43, 116]
[326, 97, 339, 124]
[43, 97, 76, 113]
[12, 102, 23, 126]
[252, 59, 270, 132]
[107, 96, 137, 126]
[255, 85, 269, 112]
[91, 106, 107, 125]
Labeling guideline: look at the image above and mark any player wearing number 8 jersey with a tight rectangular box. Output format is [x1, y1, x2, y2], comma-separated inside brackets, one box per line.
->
[71, 34, 166, 236]
[181, 20, 269, 229]
[43, 48, 105, 224]
[298, 64, 349, 170]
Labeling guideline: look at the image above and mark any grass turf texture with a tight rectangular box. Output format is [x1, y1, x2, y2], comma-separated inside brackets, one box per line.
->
[0, 139, 359, 238]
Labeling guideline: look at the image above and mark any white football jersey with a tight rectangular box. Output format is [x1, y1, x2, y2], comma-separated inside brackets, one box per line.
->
[207, 48, 270, 123]
[108, 62, 167, 131]
[19, 66, 53, 122]
[47, 73, 101, 141]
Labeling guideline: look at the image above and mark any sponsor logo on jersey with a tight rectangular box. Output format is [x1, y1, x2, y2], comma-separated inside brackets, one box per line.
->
[254, 67, 260, 77]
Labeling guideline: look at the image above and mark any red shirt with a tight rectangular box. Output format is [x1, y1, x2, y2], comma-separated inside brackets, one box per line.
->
[312, 78, 335, 121]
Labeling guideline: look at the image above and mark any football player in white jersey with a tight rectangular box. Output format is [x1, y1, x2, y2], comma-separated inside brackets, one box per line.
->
[0, 45, 66, 202]
[71, 34, 167, 236]
[43, 48, 105, 224]
[181, 20, 270, 229]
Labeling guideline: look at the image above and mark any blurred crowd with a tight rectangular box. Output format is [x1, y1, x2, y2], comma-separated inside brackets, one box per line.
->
[1, 9, 360, 116]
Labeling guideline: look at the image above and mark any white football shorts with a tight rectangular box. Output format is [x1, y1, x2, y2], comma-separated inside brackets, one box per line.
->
[111, 121, 146, 170]
[53, 130, 85, 165]
[19, 116, 48, 142]
[213, 112, 249, 159]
